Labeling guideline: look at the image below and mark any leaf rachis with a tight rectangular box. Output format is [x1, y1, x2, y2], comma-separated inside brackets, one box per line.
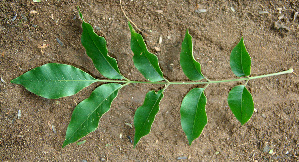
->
[11, 10, 293, 148]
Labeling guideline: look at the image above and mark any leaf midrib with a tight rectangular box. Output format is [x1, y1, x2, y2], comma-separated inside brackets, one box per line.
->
[240, 88, 244, 124]
[180, 35, 203, 81]
[191, 90, 201, 140]
[186, 37, 202, 77]
[134, 34, 163, 80]
[84, 22, 120, 77]
[21, 79, 96, 82]
[137, 92, 162, 141]
[240, 44, 245, 76]
[65, 84, 122, 142]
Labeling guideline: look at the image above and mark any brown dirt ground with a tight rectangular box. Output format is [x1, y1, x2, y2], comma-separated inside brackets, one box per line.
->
[1, 0, 298, 161]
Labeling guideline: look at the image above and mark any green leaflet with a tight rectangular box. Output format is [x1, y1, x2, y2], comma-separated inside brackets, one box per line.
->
[11, 63, 96, 99]
[180, 29, 204, 81]
[80, 12, 123, 80]
[128, 22, 164, 82]
[230, 37, 251, 77]
[62, 83, 122, 148]
[180, 88, 207, 145]
[134, 89, 164, 147]
[227, 85, 254, 125]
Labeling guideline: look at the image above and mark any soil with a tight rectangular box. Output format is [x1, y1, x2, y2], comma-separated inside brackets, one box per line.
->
[1, 0, 298, 161]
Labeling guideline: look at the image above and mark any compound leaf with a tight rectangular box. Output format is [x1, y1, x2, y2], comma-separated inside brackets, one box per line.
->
[11, 63, 96, 99]
[128, 22, 164, 82]
[227, 85, 254, 125]
[180, 29, 204, 81]
[81, 16, 123, 79]
[62, 83, 122, 148]
[180, 88, 207, 145]
[134, 89, 164, 147]
[230, 37, 251, 77]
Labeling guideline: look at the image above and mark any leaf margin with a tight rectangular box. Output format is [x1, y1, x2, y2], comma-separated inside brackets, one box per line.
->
[227, 85, 254, 125]
[180, 88, 207, 145]
[80, 11, 124, 80]
[180, 29, 205, 81]
[230, 37, 251, 77]
[133, 89, 164, 147]
[62, 83, 123, 148]
[128, 22, 164, 82]
[10, 63, 97, 99]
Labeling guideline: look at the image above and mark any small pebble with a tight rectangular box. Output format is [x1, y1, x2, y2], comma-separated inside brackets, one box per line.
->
[155, 10, 163, 14]
[158, 36, 162, 44]
[52, 125, 57, 133]
[278, 14, 284, 20]
[263, 145, 271, 153]
[293, 12, 298, 21]
[154, 47, 161, 52]
[56, 38, 64, 46]
[276, 8, 282, 14]
[230, 7, 235, 12]
[11, 14, 17, 21]
[21, 14, 27, 21]
[127, 136, 133, 143]
[259, 11, 269, 14]
[274, 22, 289, 31]
[17, 110, 21, 119]
[125, 123, 133, 128]
[95, 26, 101, 31]
[1, 77, 6, 83]
[30, 10, 38, 14]
[195, 9, 207, 13]
[177, 156, 187, 160]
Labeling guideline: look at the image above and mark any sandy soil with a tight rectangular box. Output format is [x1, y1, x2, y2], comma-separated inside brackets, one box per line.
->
[1, 0, 298, 161]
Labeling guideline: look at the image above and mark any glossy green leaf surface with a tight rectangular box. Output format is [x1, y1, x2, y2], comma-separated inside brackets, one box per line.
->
[180, 30, 204, 81]
[62, 83, 122, 148]
[11, 63, 96, 99]
[227, 85, 254, 125]
[134, 89, 164, 147]
[128, 23, 164, 82]
[81, 20, 123, 79]
[180, 88, 207, 145]
[230, 37, 251, 77]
